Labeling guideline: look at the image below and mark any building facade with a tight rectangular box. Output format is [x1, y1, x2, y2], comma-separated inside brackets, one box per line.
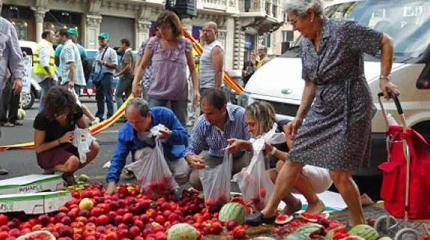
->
[2, 0, 284, 76]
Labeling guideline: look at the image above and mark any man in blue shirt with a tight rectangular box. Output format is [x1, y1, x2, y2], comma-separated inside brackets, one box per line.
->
[185, 88, 251, 189]
[106, 98, 189, 194]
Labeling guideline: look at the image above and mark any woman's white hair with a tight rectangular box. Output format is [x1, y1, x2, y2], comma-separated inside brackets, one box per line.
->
[284, 0, 324, 17]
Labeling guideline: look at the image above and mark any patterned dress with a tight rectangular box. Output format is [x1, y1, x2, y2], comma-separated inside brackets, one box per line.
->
[288, 17, 383, 171]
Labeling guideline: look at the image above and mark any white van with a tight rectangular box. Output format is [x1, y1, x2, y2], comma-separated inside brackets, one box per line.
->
[242, 0, 430, 176]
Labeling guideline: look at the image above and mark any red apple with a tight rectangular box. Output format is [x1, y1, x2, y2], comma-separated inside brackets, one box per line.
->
[38, 214, 50, 226]
[129, 225, 141, 237]
[96, 215, 109, 225]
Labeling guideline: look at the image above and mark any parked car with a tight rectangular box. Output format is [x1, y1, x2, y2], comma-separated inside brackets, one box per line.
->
[241, 0, 430, 179]
[19, 40, 41, 109]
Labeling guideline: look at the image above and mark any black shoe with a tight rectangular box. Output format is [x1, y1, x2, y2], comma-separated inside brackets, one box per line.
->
[245, 212, 276, 226]
[0, 167, 8, 175]
[62, 173, 76, 186]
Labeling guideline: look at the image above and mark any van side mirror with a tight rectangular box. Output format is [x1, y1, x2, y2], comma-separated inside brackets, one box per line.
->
[417, 44, 430, 89]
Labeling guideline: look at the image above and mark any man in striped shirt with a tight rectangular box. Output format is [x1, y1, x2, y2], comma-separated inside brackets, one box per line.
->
[185, 88, 251, 189]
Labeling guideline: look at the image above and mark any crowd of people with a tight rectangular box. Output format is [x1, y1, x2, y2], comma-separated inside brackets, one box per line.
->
[0, 0, 403, 227]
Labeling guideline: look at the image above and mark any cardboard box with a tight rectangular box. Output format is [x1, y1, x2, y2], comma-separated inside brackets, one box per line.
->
[0, 191, 71, 214]
[0, 174, 64, 195]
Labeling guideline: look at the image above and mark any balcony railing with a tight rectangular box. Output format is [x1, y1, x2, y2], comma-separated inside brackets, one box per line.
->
[198, 0, 228, 11]
[240, 0, 282, 20]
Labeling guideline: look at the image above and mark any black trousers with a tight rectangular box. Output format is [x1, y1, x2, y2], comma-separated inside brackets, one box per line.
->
[0, 80, 20, 124]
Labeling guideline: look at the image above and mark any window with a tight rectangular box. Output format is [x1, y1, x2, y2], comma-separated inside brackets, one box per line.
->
[282, 30, 294, 42]
[244, 0, 251, 12]
[263, 34, 271, 48]
[272, 0, 278, 18]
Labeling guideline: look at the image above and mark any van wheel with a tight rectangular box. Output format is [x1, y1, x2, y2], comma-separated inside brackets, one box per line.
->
[21, 91, 35, 110]
[412, 121, 430, 143]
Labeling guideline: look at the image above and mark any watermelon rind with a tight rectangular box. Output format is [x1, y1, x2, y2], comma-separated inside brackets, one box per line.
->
[218, 202, 247, 224]
[348, 224, 379, 240]
[167, 223, 198, 240]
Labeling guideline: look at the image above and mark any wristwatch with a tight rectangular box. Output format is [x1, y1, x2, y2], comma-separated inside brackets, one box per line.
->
[380, 75, 391, 81]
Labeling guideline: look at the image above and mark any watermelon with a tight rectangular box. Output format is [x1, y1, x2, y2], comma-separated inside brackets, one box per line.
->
[275, 214, 293, 225]
[218, 202, 247, 224]
[324, 226, 348, 240]
[295, 223, 323, 237]
[342, 237, 365, 240]
[285, 233, 310, 240]
[378, 237, 392, 240]
[167, 223, 198, 240]
[348, 224, 379, 240]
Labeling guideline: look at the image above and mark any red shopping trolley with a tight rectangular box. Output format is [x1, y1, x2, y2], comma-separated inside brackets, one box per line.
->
[374, 92, 430, 240]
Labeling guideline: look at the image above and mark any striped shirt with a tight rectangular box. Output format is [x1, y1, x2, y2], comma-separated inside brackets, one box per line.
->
[59, 40, 86, 86]
[185, 104, 251, 158]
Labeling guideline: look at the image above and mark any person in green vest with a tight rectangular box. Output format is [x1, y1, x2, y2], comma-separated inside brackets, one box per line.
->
[34, 30, 56, 112]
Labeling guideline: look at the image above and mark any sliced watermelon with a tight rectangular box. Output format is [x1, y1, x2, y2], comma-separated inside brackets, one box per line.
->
[275, 214, 293, 225]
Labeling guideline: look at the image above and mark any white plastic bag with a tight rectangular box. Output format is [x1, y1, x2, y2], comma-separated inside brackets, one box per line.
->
[72, 127, 95, 164]
[233, 137, 274, 211]
[134, 138, 179, 198]
[199, 151, 233, 212]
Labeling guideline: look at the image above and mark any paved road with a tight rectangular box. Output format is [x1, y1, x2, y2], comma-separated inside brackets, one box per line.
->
[0, 97, 129, 182]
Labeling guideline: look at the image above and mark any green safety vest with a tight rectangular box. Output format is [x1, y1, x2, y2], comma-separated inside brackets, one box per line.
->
[33, 42, 56, 77]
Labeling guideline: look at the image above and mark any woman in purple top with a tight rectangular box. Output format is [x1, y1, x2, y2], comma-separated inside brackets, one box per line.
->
[132, 11, 200, 125]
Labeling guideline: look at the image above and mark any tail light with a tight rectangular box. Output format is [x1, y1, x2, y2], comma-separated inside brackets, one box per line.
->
[417, 63, 430, 89]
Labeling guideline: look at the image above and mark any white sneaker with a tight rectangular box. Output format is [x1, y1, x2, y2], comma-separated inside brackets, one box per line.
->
[91, 117, 100, 125]
[103, 161, 111, 169]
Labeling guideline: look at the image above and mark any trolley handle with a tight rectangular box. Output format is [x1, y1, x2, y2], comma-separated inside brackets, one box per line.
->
[378, 92, 407, 131]
[378, 92, 403, 115]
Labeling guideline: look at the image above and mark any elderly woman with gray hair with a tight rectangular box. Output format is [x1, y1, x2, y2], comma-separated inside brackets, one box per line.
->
[246, 0, 400, 226]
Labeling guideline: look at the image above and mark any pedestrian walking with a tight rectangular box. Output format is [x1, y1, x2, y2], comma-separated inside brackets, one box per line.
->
[245, 0, 400, 227]
[57, 29, 86, 95]
[132, 10, 200, 126]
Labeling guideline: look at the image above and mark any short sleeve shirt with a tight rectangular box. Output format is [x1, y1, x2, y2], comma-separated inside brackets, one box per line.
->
[300, 17, 383, 85]
[33, 108, 83, 142]
[59, 40, 86, 86]
[138, 41, 153, 90]
[96, 46, 118, 74]
[119, 49, 134, 78]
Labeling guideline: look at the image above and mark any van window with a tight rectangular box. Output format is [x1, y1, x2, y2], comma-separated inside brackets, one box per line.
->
[282, 0, 430, 63]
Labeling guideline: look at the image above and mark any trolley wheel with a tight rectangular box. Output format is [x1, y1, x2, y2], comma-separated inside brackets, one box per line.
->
[394, 228, 420, 240]
[375, 215, 398, 236]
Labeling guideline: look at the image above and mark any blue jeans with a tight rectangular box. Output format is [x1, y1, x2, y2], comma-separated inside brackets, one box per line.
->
[95, 73, 114, 119]
[38, 77, 56, 112]
[149, 98, 187, 126]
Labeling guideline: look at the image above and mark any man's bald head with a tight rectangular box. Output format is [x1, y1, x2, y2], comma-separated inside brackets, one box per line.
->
[202, 21, 218, 43]
[204, 21, 218, 31]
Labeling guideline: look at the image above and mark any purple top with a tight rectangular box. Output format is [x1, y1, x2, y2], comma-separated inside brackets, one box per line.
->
[146, 36, 192, 101]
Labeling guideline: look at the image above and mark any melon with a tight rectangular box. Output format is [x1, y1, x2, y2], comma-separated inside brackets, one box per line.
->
[252, 237, 277, 240]
[324, 226, 347, 240]
[378, 237, 392, 240]
[17, 108, 26, 120]
[342, 237, 365, 240]
[284, 233, 309, 240]
[348, 224, 379, 240]
[167, 223, 198, 240]
[295, 223, 323, 237]
[275, 214, 293, 225]
[218, 202, 247, 224]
